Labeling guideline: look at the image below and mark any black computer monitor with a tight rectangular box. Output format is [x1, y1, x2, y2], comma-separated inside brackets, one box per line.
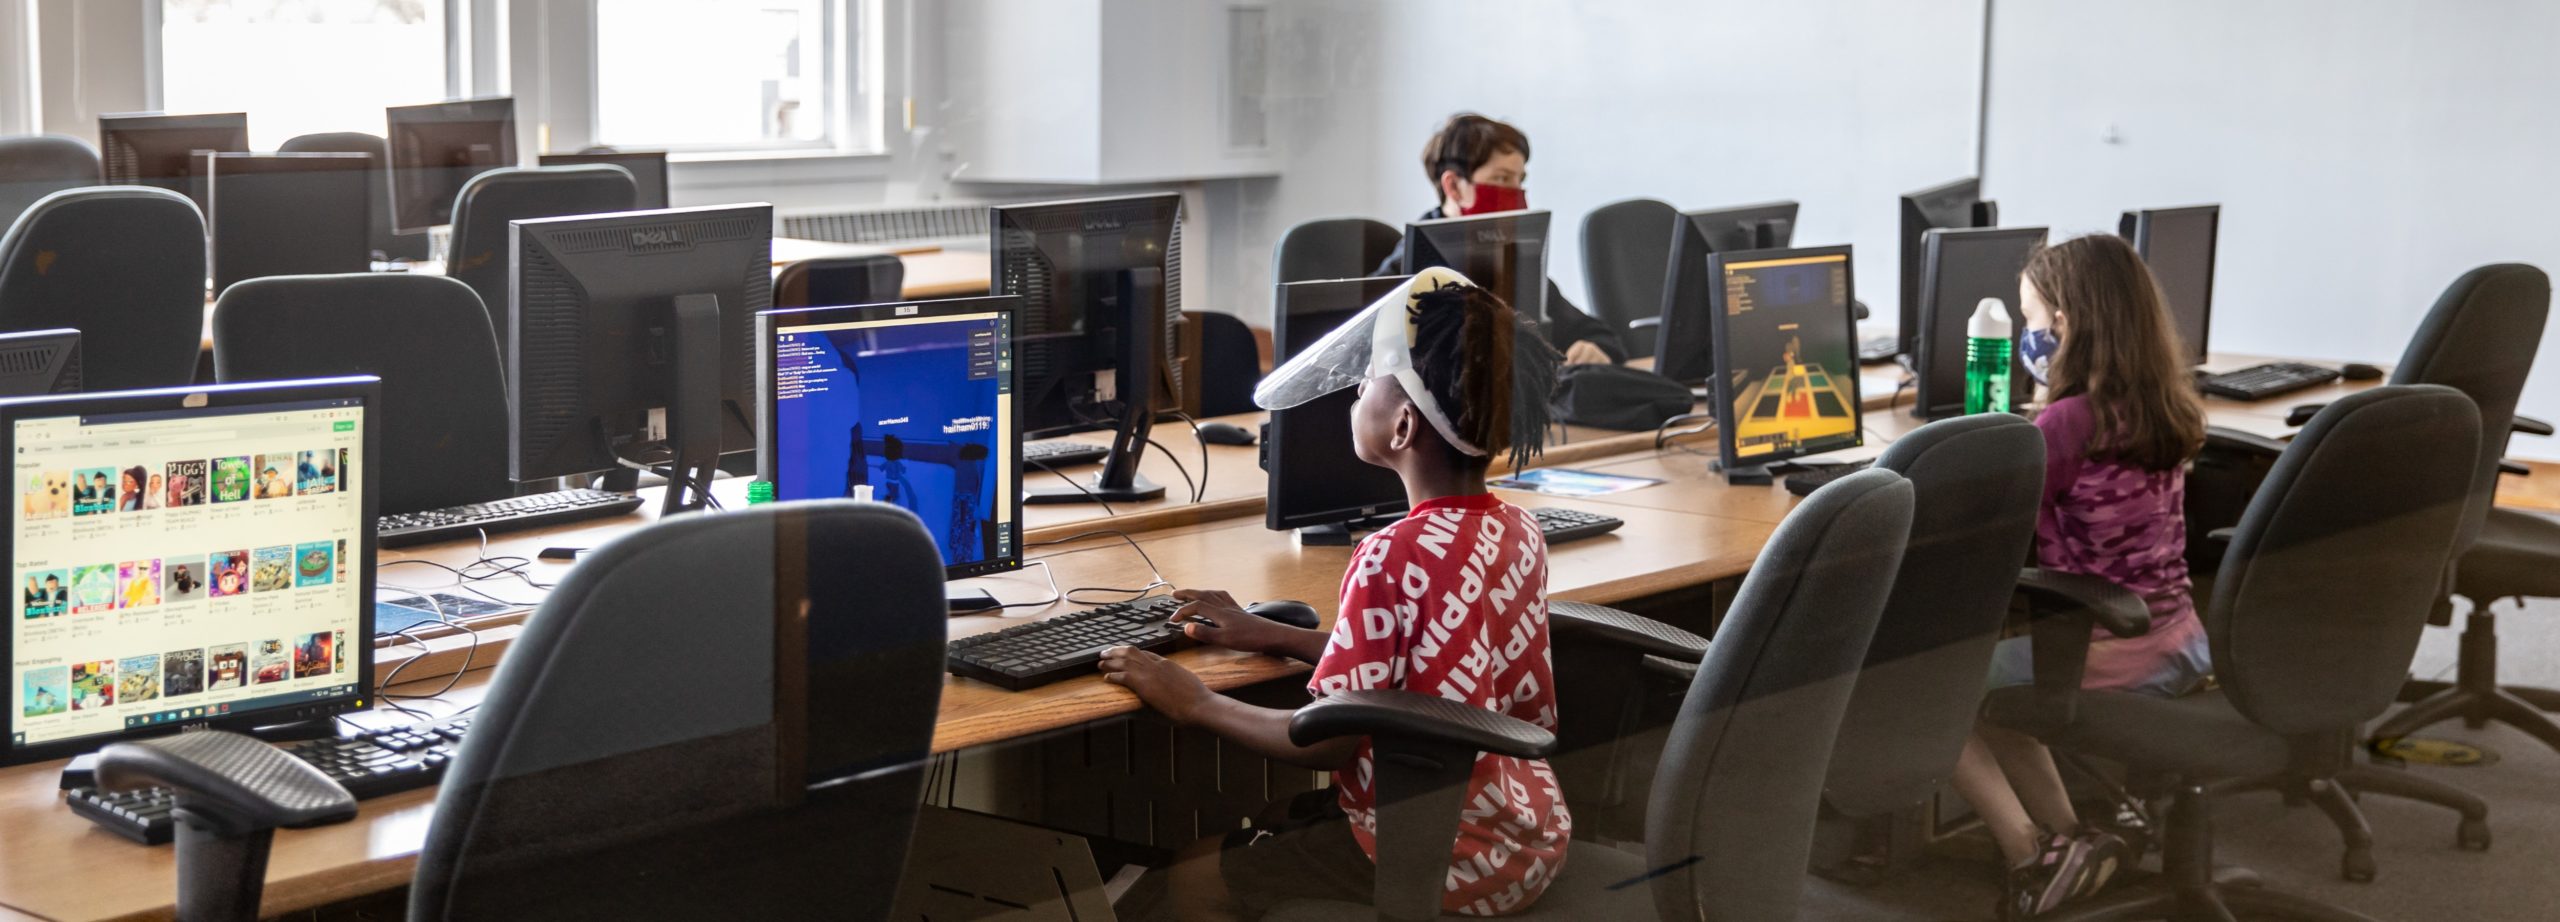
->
[1897, 178, 1998, 359]
[1264, 277, 1413, 544]
[1405, 210, 1550, 328]
[541, 150, 670, 210]
[386, 97, 518, 233]
[508, 204, 770, 513]
[2, 375, 379, 768]
[96, 112, 249, 212]
[1655, 202, 1804, 384]
[1914, 226, 2049, 418]
[759, 297, 1023, 587]
[0, 330, 80, 397]
[2121, 205, 2218, 366]
[1708, 246, 1863, 482]
[204, 152, 374, 292]
[990, 193, 1183, 504]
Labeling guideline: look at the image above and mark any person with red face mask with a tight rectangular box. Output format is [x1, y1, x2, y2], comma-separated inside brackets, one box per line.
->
[1373, 113, 1625, 366]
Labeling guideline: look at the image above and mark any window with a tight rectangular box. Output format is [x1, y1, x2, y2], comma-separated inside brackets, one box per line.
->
[591, 0, 849, 152]
[158, 0, 452, 150]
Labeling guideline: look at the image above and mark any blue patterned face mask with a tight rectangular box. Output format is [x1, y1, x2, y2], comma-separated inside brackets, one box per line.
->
[2018, 327, 2060, 386]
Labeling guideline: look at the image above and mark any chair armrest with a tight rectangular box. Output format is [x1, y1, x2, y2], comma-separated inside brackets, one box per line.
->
[2500, 458, 2531, 477]
[2514, 414, 2555, 437]
[2017, 568, 2152, 639]
[1628, 315, 1662, 331]
[1550, 599, 1709, 663]
[2206, 426, 2288, 459]
[1288, 689, 1557, 760]
[95, 731, 357, 837]
[2284, 403, 2327, 429]
[1642, 654, 1698, 683]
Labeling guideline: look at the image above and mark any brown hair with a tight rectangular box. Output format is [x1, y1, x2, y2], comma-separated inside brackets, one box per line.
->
[2023, 234, 2206, 471]
[1410, 285, 1520, 468]
[1421, 113, 1530, 197]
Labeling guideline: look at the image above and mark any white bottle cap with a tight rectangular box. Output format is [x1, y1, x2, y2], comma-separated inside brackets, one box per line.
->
[1967, 297, 2013, 339]
[853, 483, 874, 503]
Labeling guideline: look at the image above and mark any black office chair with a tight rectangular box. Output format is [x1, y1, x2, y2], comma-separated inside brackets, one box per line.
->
[1273, 217, 1402, 285]
[0, 134, 101, 234]
[445, 165, 638, 358]
[1192, 310, 1261, 417]
[92, 500, 951, 921]
[0, 186, 206, 390]
[277, 131, 422, 262]
[1985, 385, 2479, 921]
[1268, 469, 1913, 922]
[773, 253, 907, 307]
[212, 273, 510, 515]
[1579, 197, 1678, 357]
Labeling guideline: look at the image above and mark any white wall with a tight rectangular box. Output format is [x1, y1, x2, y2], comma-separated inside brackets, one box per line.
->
[1234, 0, 1988, 327]
[1983, 0, 2560, 456]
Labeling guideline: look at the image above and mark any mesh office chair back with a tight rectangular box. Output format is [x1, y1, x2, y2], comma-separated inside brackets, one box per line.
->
[1823, 413, 2044, 818]
[1645, 468, 1911, 921]
[1273, 216, 1402, 284]
[278, 131, 422, 261]
[0, 135, 102, 235]
[445, 165, 638, 360]
[773, 253, 906, 307]
[212, 273, 510, 515]
[2385, 263, 2549, 555]
[0, 186, 205, 390]
[1578, 197, 1678, 352]
[410, 501, 948, 920]
[2211, 385, 2479, 735]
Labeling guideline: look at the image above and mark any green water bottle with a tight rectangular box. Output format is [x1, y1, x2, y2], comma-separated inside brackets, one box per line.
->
[1964, 297, 2013, 415]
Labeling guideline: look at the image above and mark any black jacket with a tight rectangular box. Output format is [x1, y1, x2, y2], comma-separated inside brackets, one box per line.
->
[1374, 208, 1629, 364]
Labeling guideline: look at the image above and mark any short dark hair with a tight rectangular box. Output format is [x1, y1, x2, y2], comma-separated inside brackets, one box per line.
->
[1422, 113, 1530, 196]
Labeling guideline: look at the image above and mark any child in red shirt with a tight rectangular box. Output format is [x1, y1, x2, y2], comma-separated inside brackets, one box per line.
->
[1103, 279, 1568, 919]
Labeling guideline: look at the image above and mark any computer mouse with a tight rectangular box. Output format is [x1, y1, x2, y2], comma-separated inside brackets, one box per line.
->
[2341, 362, 2385, 382]
[1197, 421, 1258, 446]
[1245, 599, 1321, 630]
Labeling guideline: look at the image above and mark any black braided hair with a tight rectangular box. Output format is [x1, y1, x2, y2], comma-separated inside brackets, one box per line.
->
[1409, 283, 1558, 471]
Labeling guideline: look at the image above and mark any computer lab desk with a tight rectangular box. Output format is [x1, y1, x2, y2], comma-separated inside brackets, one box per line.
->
[0, 352, 2498, 921]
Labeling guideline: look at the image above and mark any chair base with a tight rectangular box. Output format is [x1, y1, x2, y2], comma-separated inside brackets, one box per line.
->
[2373, 604, 2560, 754]
[2039, 784, 2382, 922]
[2199, 762, 2488, 881]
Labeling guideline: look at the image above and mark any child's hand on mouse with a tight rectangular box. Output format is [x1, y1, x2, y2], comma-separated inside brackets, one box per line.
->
[1169, 588, 1281, 654]
[1098, 645, 1211, 723]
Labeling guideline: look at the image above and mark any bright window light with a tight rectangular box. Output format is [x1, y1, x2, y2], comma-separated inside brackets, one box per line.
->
[159, 0, 449, 150]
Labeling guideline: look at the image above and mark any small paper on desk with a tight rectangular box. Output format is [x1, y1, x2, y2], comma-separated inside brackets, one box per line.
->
[1488, 468, 1664, 497]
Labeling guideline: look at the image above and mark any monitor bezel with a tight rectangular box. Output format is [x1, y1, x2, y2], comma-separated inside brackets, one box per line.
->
[755, 296, 1026, 580]
[1, 376, 383, 768]
[2120, 204, 2220, 367]
[1913, 225, 2051, 418]
[1264, 276, 1414, 533]
[1708, 244, 1866, 471]
[384, 96, 519, 234]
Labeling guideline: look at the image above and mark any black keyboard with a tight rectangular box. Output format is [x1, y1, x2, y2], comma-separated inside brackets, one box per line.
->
[1025, 439, 1109, 468]
[1532, 507, 1624, 544]
[1783, 461, 1873, 497]
[1858, 335, 1901, 364]
[947, 596, 1188, 691]
[67, 714, 473, 845]
[376, 489, 644, 548]
[2196, 362, 2342, 402]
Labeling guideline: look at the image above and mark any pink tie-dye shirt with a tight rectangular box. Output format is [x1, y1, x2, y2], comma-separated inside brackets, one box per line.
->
[2033, 395, 2205, 690]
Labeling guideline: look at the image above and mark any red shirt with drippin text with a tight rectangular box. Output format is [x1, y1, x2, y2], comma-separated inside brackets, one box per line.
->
[1309, 492, 1572, 916]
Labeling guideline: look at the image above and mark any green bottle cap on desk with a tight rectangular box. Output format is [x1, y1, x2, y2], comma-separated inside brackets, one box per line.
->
[746, 480, 776, 505]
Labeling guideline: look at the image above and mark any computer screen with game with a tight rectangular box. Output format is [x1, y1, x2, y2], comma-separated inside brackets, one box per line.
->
[1264, 277, 1412, 543]
[1656, 202, 1804, 383]
[386, 97, 518, 233]
[1915, 226, 2048, 418]
[760, 297, 1021, 580]
[5, 377, 378, 767]
[1406, 210, 1551, 329]
[991, 193, 1183, 505]
[2121, 205, 2218, 366]
[1710, 246, 1863, 478]
[97, 112, 249, 213]
[1897, 178, 1998, 359]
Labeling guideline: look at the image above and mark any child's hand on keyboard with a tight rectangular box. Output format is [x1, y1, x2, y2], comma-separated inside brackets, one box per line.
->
[1099, 645, 1210, 723]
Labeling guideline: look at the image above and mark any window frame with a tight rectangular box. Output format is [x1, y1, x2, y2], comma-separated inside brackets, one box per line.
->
[527, 0, 880, 158]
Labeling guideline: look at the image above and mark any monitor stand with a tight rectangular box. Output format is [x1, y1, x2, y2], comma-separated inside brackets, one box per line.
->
[1295, 510, 1405, 547]
[1713, 459, 1774, 486]
[654, 293, 725, 515]
[947, 586, 1000, 614]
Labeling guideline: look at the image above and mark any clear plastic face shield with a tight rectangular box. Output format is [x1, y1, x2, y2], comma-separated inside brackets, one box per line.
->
[1252, 267, 1491, 456]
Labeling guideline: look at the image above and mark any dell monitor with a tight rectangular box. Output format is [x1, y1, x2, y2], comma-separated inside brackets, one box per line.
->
[1708, 246, 1863, 484]
[542, 150, 670, 210]
[4, 376, 379, 768]
[0, 330, 80, 397]
[991, 193, 1183, 505]
[1913, 226, 2049, 418]
[1405, 210, 1551, 329]
[1655, 202, 1804, 384]
[759, 297, 1022, 607]
[204, 152, 374, 292]
[1263, 277, 1413, 545]
[1897, 178, 1998, 359]
[386, 97, 518, 233]
[509, 204, 771, 514]
[96, 112, 249, 213]
[2121, 205, 2219, 366]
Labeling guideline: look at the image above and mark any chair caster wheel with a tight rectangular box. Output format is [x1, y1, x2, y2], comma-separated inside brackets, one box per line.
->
[2341, 849, 2376, 883]
[2458, 818, 2493, 851]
